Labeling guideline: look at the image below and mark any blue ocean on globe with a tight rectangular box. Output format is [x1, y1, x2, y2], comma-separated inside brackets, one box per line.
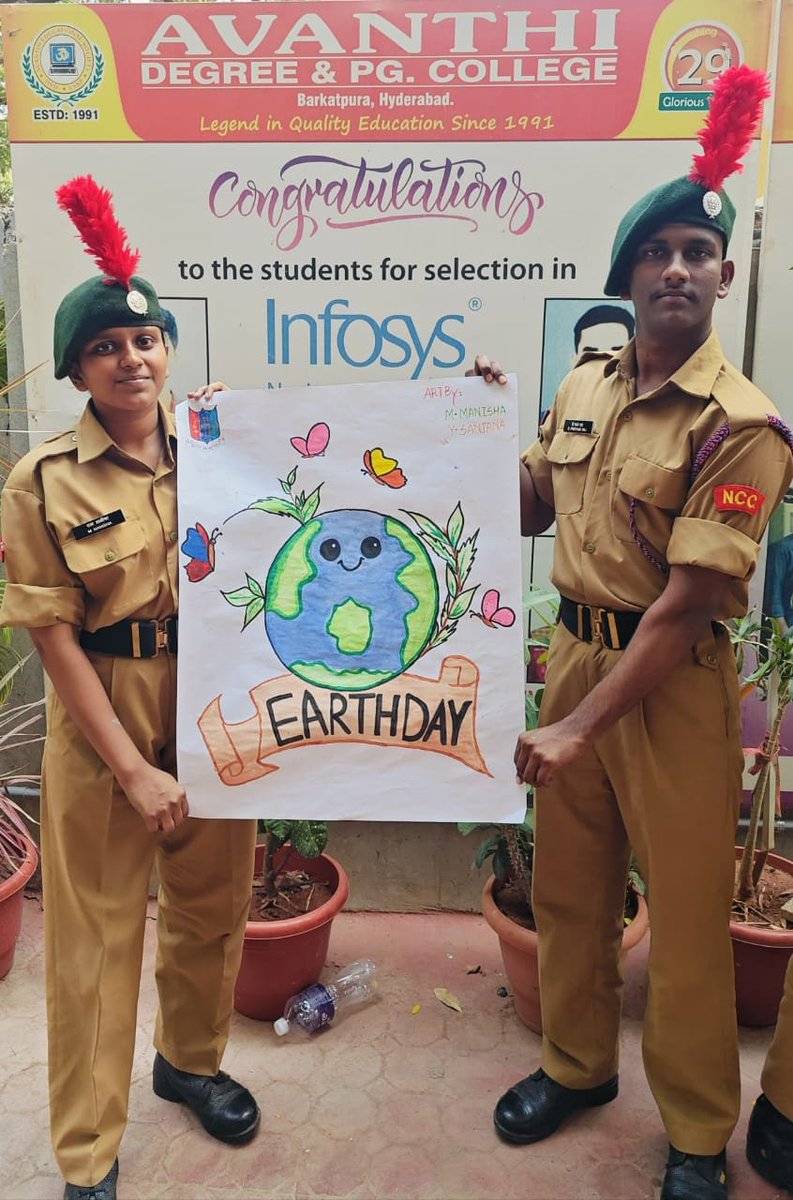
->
[264, 509, 439, 691]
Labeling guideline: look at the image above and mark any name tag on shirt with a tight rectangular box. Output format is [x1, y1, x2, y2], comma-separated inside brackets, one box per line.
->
[563, 419, 594, 435]
[72, 510, 125, 540]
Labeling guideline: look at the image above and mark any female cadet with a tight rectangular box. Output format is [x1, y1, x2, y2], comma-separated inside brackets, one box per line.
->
[0, 177, 259, 1200]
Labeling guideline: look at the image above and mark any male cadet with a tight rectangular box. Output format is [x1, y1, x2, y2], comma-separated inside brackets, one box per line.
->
[471, 66, 793, 1200]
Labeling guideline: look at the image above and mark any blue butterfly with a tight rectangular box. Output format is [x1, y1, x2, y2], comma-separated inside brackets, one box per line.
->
[181, 523, 220, 582]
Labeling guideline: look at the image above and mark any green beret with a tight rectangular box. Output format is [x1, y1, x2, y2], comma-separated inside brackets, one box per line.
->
[53, 275, 165, 379]
[604, 176, 736, 297]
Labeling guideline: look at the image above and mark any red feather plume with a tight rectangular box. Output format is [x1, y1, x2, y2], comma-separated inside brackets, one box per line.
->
[55, 175, 140, 289]
[689, 65, 771, 191]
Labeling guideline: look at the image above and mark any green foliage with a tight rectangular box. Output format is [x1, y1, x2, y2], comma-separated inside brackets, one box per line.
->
[404, 503, 479, 652]
[457, 594, 548, 909]
[728, 611, 793, 904]
[258, 818, 328, 859]
[248, 466, 322, 526]
[0, 54, 12, 209]
[0, 591, 42, 877]
[256, 818, 329, 901]
[221, 573, 266, 631]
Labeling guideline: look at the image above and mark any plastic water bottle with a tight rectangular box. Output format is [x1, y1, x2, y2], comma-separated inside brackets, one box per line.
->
[274, 959, 378, 1036]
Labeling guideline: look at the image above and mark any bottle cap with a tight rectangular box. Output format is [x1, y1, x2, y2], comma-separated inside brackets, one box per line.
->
[274, 1018, 290, 1036]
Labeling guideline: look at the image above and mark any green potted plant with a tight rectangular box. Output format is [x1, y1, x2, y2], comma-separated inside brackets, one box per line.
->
[728, 612, 793, 1025]
[233, 818, 350, 1022]
[460, 588, 649, 1033]
[0, 597, 43, 979]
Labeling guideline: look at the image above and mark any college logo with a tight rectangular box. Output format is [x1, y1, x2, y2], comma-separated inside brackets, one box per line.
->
[22, 25, 104, 106]
[658, 23, 743, 113]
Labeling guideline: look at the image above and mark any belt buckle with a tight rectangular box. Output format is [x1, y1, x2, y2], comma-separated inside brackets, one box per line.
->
[156, 623, 170, 653]
[590, 607, 604, 644]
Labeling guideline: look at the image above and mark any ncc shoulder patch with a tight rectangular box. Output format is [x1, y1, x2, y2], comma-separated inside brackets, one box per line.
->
[713, 484, 766, 515]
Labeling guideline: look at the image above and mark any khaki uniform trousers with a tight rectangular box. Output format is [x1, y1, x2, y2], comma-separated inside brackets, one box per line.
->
[533, 622, 743, 1155]
[41, 651, 256, 1188]
[761, 955, 793, 1121]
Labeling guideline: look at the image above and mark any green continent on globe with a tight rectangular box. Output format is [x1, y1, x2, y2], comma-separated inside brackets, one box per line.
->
[386, 516, 439, 664]
[264, 509, 439, 691]
[326, 598, 373, 655]
[266, 519, 320, 619]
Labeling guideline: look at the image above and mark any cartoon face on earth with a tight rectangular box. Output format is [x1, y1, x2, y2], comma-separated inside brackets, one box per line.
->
[264, 509, 439, 690]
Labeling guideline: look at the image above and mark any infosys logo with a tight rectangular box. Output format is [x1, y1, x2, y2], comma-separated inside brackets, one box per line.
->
[265, 298, 466, 379]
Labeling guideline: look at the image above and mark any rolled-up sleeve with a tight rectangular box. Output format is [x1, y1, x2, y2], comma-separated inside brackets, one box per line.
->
[667, 424, 793, 580]
[1, 485, 85, 627]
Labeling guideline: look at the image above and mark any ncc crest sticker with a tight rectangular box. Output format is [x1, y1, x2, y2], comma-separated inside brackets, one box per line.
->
[713, 484, 765, 515]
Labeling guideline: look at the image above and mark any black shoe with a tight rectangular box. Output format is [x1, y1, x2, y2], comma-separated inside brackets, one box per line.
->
[493, 1067, 618, 1144]
[747, 1093, 793, 1194]
[152, 1052, 260, 1145]
[661, 1147, 728, 1200]
[63, 1159, 118, 1200]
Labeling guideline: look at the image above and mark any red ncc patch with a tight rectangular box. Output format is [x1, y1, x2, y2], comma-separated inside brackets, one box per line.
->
[713, 484, 766, 515]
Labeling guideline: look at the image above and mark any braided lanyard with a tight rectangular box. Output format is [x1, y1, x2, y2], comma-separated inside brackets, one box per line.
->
[628, 405, 793, 577]
[629, 420, 733, 575]
[628, 496, 669, 575]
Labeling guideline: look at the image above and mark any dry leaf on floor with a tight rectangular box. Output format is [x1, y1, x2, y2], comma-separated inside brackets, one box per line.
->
[465, 964, 482, 974]
[411, 1004, 421, 1015]
[434, 987, 463, 1013]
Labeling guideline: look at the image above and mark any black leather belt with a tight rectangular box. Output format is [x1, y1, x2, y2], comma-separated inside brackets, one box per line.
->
[559, 596, 643, 651]
[80, 616, 178, 658]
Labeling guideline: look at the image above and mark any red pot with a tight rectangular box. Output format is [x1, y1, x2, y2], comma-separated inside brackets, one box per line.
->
[0, 834, 39, 980]
[730, 850, 793, 1027]
[233, 847, 350, 1021]
[482, 875, 649, 1033]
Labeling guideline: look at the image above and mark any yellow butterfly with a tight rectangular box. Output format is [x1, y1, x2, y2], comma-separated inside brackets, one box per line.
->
[362, 447, 407, 489]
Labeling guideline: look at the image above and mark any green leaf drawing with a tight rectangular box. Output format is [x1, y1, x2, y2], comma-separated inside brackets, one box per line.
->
[248, 497, 301, 519]
[457, 534, 478, 582]
[447, 503, 464, 547]
[301, 486, 322, 521]
[427, 539, 457, 568]
[279, 478, 291, 495]
[245, 574, 265, 599]
[405, 510, 447, 544]
[222, 585, 257, 608]
[287, 466, 298, 486]
[449, 587, 478, 620]
[242, 597, 265, 630]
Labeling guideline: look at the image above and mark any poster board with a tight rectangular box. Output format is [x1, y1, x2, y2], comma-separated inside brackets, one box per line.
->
[175, 375, 526, 821]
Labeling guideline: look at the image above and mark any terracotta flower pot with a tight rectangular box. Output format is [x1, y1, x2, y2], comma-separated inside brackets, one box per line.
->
[730, 850, 793, 1027]
[233, 847, 350, 1022]
[0, 834, 39, 980]
[482, 875, 649, 1033]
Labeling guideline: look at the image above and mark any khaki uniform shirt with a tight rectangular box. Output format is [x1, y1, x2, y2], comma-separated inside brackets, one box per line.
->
[522, 330, 793, 619]
[1, 401, 179, 632]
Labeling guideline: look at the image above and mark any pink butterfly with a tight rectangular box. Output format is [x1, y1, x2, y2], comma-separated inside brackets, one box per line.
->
[472, 589, 516, 628]
[290, 422, 330, 458]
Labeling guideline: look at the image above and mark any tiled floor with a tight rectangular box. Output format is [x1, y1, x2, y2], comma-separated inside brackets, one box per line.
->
[0, 895, 784, 1200]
